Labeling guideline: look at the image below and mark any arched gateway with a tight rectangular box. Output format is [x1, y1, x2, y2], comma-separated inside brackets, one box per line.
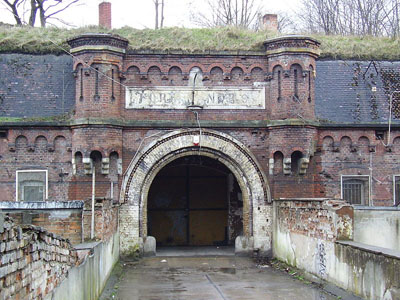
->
[119, 129, 272, 256]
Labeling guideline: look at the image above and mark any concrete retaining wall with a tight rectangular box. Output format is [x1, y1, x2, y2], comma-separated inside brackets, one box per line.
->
[51, 233, 119, 300]
[354, 207, 400, 251]
[273, 199, 400, 300]
[331, 241, 400, 300]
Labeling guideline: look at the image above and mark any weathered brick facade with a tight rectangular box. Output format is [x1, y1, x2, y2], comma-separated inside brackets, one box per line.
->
[0, 33, 399, 256]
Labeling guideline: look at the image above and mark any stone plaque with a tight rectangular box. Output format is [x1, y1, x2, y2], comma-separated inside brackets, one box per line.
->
[125, 87, 265, 109]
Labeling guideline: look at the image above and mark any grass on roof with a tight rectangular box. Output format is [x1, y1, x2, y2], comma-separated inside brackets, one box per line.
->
[1, 25, 400, 60]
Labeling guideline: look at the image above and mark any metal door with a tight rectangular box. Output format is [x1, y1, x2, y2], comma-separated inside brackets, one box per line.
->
[148, 162, 228, 246]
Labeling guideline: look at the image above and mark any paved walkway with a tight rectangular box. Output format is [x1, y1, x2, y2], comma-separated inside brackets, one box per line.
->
[102, 256, 339, 300]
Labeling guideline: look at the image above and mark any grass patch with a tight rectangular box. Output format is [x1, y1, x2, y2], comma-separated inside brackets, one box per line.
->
[1, 25, 400, 59]
[316, 34, 400, 60]
[0, 25, 270, 54]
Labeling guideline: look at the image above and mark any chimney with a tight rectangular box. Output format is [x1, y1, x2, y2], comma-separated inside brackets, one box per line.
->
[261, 14, 278, 32]
[99, 1, 112, 29]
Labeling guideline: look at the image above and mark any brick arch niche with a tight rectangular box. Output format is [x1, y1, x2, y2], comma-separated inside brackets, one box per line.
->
[119, 129, 271, 255]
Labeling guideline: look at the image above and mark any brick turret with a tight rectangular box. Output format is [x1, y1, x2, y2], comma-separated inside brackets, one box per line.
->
[264, 36, 321, 193]
[67, 34, 128, 120]
[264, 36, 320, 121]
[67, 34, 127, 201]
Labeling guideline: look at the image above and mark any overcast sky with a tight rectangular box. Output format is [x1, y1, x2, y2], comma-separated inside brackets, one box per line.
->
[0, 0, 301, 29]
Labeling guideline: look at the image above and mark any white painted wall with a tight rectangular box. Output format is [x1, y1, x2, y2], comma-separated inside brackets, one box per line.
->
[354, 207, 400, 251]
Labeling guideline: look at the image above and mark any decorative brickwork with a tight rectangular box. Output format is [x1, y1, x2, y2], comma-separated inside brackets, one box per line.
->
[119, 129, 271, 255]
[2, 32, 400, 260]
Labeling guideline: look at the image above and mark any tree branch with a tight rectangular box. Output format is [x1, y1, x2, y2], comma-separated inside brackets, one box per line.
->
[44, 0, 79, 20]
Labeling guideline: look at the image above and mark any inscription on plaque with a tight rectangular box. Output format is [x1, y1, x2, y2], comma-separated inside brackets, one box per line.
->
[125, 87, 265, 109]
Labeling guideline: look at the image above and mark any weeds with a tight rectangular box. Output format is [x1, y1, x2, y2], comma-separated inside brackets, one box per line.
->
[1, 25, 400, 60]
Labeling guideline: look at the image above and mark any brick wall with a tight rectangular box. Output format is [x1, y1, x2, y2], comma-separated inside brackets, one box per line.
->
[0, 216, 77, 300]
[0, 54, 75, 119]
[3, 209, 82, 245]
[82, 198, 118, 242]
[275, 199, 353, 242]
[318, 128, 400, 206]
[0, 124, 122, 203]
[120, 54, 269, 121]
[0, 128, 72, 202]
[73, 52, 123, 119]
[268, 126, 319, 198]
[2, 35, 399, 214]
[267, 54, 316, 120]
[2, 124, 400, 205]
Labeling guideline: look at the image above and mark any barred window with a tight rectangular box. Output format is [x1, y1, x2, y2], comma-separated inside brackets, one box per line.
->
[16, 170, 48, 201]
[394, 176, 400, 206]
[341, 176, 369, 205]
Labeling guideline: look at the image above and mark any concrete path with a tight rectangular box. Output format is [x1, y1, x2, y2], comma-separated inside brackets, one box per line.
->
[104, 256, 339, 300]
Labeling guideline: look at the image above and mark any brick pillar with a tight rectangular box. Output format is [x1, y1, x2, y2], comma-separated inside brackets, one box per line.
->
[99, 2, 112, 29]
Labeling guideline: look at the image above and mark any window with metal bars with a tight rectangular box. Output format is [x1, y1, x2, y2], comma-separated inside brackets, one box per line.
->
[342, 176, 369, 205]
[394, 176, 400, 206]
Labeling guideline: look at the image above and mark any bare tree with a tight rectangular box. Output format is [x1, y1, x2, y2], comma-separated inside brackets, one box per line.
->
[2, 0, 24, 25]
[1, 0, 80, 27]
[298, 0, 400, 37]
[276, 12, 295, 33]
[37, 0, 80, 27]
[153, 0, 165, 29]
[382, 0, 400, 37]
[190, 0, 263, 29]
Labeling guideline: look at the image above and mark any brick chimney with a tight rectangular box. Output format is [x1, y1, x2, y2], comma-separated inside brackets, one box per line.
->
[261, 14, 278, 32]
[99, 1, 112, 29]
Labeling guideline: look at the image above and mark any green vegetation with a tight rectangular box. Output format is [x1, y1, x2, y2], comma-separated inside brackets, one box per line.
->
[1, 24, 400, 60]
[315, 34, 400, 60]
[265, 258, 312, 284]
[0, 114, 71, 124]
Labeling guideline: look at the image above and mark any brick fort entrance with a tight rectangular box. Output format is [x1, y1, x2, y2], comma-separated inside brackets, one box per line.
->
[119, 129, 271, 255]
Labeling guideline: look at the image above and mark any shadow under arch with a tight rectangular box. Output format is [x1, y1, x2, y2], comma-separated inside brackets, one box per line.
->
[120, 129, 270, 255]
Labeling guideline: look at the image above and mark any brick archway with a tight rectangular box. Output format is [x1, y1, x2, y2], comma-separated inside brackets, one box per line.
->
[119, 129, 270, 255]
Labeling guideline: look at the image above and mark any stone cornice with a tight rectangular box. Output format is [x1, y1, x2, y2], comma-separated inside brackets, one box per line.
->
[1, 118, 399, 129]
[264, 35, 321, 58]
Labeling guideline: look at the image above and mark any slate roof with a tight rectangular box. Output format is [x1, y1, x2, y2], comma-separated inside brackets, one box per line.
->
[315, 60, 400, 124]
[0, 54, 75, 118]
